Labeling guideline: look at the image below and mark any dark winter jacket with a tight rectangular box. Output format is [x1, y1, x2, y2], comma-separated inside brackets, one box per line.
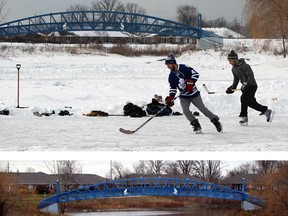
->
[123, 102, 147, 117]
[146, 98, 172, 116]
[168, 64, 200, 98]
[230, 58, 257, 89]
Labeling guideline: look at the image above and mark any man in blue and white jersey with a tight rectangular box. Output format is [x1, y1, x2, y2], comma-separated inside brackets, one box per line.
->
[164, 53, 222, 133]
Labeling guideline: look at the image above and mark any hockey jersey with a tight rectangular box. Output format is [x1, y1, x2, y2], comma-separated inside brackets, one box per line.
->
[168, 64, 200, 98]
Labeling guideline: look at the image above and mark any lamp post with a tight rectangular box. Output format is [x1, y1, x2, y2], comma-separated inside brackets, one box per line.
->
[242, 177, 246, 194]
[16, 64, 21, 108]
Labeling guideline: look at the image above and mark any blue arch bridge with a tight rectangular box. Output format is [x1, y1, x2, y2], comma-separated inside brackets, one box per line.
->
[38, 177, 263, 214]
[0, 10, 222, 47]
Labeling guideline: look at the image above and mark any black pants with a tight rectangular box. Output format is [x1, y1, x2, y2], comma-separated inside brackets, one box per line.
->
[240, 85, 267, 117]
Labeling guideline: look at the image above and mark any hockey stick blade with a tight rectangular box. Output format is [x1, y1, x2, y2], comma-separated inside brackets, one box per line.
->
[119, 128, 136, 134]
[203, 83, 240, 94]
[202, 84, 215, 94]
[119, 96, 178, 134]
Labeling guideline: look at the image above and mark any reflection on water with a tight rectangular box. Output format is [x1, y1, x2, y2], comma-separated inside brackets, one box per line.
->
[67, 211, 180, 216]
[67, 208, 237, 216]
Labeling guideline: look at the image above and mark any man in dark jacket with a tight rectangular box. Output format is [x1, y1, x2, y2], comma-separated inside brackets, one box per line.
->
[226, 50, 273, 125]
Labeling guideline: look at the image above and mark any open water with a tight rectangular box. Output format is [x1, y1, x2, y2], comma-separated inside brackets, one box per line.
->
[67, 208, 238, 216]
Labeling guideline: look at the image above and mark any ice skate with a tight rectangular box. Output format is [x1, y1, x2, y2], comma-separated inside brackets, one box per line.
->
[239, 117, 248, 126]
[190, 119, 202, 134]
[211, 118, 223, 132]
[261, 109, 274, 123]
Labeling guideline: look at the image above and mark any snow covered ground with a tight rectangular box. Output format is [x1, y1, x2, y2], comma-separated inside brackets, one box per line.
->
[0, 40, 288, 153]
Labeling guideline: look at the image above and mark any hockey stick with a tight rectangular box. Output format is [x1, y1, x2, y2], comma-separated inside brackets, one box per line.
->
[203, 84, 240, 94]
[119, 97, 178, 134]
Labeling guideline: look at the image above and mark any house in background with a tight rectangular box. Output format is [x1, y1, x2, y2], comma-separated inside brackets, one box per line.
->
[4, 172, 107, 194]
[47, 31, 196, 45]
[6, 172, 56, 193]
[221, 174, 267, 191]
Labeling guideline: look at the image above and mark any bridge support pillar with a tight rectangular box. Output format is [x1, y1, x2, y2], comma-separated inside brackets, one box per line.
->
[40, 203, 59, 215]
[242, 201, 261, 211]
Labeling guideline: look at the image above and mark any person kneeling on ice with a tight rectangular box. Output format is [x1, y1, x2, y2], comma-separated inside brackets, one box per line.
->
[164, 53, 222, 133]
[226, 50, 273, 125]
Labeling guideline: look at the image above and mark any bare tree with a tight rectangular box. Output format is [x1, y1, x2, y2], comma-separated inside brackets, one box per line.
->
[227, 18, 244, 35]
[0, 173, 15, 216]
[44, 161, 58, 177]
[202, 16, 248, 37]
[124, 2, 146, 25]
[264, 163, 288, 215]
[57, 161, 82, 190]
[163, 161, 180, 174]
[191, 160, 205, 179]
[255, 160, 279, 174]
[90, 0, 124, 24]
[64, 4, 90, 24]
[227, 161, 281, 178]
[124, 3, 146, 14]
[203, 17, 227, 28]
[177, 160, 194, 175]
[133, 160, 146, 174]
[191, 160, 221, 183]
[0, 0, 7, 22]
[91, 0, 124, 12]
[57, 160, 82, 175]
[112, 161, 130, 179]
[227, 161, 258, 177]
[134, 160, 166, 175]
[176, 4, 199, 26]
[25, 167, 35, 173]
[206, 160, 221, 182]
[45, 160, 82, 191]
[244, 0, 288, 57]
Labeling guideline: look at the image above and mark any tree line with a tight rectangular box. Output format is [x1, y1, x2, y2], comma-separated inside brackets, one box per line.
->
[111, 160, 288, 181]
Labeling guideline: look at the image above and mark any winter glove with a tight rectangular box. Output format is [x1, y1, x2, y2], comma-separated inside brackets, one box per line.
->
[241, 82, 248, 92]
[185, 79, 194, 92]
[226, 86, 234, 94]
[165, 96, 175, 107]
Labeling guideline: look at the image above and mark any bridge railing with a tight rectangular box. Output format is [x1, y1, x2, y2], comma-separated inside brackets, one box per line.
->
[38, 177, 262, 209]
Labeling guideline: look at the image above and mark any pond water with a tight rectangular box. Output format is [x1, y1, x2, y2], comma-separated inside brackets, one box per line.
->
[67, 208, 238, 216]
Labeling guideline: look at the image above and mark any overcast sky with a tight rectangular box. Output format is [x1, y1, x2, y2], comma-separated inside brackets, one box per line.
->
[1, 159, 247, 178]
[3, 0, 244, 23]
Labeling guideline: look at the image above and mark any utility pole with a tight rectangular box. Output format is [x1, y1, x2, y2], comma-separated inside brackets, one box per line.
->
[6, 161, 10, 172]
[16, 169, 19, 201]
[110, 160, 113, 180]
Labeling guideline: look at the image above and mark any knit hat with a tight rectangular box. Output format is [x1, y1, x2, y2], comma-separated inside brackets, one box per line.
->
[227, 50, 238, 60]
[165, 53, 177, 64]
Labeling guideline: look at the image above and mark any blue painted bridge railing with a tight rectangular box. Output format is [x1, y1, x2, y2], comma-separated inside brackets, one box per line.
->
[0, 11, 223, 45]
[38, 177, 263, 210]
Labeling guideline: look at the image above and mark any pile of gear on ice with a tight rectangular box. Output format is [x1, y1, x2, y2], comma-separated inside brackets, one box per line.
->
[0, 94, 188, 118]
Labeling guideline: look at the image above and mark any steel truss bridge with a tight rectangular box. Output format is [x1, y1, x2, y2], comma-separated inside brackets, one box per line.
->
[38, 177, 263, 212]
[0, 11, 223, 45]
